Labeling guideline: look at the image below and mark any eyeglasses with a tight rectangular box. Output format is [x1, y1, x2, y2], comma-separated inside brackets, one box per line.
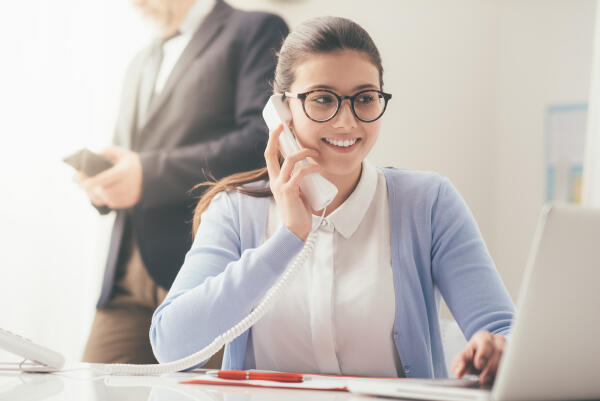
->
[284, 89, 392, 123]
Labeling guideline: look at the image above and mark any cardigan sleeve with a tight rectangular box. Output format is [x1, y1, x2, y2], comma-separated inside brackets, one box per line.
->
[430, 178, 515, 340]
[150, 191, 305, 364]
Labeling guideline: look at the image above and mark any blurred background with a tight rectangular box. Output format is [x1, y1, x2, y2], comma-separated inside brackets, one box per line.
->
[0, 0, 598, 362]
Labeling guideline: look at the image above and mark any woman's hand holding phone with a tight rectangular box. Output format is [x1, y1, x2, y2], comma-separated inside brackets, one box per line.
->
[264, 124, 321, 242]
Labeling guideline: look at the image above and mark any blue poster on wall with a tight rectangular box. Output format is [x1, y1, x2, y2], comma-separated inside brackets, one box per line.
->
[545, 104, 587, 203]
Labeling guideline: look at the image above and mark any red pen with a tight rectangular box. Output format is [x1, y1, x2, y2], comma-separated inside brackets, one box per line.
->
[207, 370, 304, 383]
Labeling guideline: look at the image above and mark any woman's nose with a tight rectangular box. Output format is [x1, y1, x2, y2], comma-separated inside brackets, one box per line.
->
[332, 99, 358, 129]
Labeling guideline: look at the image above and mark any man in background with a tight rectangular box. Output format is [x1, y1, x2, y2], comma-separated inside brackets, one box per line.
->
[75, 0, 288, 366]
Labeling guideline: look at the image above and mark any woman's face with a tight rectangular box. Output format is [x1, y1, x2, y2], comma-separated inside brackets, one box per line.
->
[288, 49, 382, 182]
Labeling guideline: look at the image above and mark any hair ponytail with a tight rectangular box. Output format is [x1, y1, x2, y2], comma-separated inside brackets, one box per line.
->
[191, 167, 271, 235]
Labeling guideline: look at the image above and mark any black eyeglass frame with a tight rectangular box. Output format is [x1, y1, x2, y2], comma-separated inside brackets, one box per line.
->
[283, 89, 392, 123]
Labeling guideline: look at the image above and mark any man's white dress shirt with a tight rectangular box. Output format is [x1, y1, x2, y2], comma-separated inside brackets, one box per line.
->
[153, 0, 215, 94]
[137, 0, 214, 128]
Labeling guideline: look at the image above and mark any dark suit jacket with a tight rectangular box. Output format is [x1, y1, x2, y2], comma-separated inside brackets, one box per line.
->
[96, 1, 289, 307]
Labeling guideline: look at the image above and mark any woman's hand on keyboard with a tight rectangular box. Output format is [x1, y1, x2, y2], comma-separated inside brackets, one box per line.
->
[450, 331, 507, 386]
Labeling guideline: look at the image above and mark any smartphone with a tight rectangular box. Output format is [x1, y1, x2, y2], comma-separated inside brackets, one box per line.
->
[262, 94, 338, 211]
[62, 148, 114, 177]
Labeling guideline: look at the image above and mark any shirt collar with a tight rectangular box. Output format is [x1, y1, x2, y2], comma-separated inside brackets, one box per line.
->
[321, 160, 379, 239]
[179, 0, 216, 36]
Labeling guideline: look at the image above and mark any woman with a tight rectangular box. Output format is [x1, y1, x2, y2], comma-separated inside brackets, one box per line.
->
[150, 16, 514, 385]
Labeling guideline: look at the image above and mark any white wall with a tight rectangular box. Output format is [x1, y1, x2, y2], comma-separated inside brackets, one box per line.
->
[583, 3, 600, 206]
[0, 1, 595, 362]
[233, 0, 596, 301]
[493, 0, 596, 297]
[0, 1, 149, 362]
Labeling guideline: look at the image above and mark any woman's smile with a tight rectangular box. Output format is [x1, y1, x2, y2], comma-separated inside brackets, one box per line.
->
[321, 137, 362, 153]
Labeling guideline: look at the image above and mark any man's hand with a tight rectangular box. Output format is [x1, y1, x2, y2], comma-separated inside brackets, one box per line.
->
[74, 146, 143, 209]
[451, 331, 506, 386]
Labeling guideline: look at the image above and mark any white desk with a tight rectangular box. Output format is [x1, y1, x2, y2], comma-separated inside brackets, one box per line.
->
[0, 363, 372, 401]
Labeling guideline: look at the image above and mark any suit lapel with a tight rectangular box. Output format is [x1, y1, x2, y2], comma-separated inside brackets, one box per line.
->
[120, 51, 148, 149]
[141, 1, 232, 132]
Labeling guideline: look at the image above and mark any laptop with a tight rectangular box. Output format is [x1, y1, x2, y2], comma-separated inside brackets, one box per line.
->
[348, 203, 600, 401]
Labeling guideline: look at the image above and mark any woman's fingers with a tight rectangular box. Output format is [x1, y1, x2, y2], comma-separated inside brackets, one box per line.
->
[264, 124, 283, 182]
[287, 163, 322, 190]
[479, 335, 506, 385]
[479, 347, 500, 385]
[265, 123, 320, 190]
[452, 332, 492, 376]
[279, 148, 319, 182]
[472, 332, 494, 371]
[452, 331, 507, 386]
[451, 342, 475, 378]
[263, 123, 323, 240]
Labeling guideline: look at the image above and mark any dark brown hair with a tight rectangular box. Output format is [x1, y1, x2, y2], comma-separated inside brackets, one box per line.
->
[192, 16, 384, 234]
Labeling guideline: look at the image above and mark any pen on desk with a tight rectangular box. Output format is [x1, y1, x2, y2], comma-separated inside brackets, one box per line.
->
[207, 370, 304, 383]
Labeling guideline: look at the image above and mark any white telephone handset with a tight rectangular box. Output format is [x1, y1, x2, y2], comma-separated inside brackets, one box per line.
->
[262, 94, 338, 211]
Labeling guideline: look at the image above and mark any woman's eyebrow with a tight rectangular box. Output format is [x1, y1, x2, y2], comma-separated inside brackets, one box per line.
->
[302, 83, 379, 92]
[302, 84, 336, 91]
[352, 83, 379, 91]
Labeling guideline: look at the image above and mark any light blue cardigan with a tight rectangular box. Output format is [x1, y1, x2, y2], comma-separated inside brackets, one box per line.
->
[150, 167, 515, 378]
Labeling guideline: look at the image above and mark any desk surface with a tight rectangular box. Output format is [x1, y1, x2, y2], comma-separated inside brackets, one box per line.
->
[0, 363, 373, 401]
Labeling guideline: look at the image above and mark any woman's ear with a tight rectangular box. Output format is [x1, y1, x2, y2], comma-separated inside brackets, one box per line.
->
[285, 114, 296, 136]
[284, 97, 299, 137]
[288, 122, 299, 140]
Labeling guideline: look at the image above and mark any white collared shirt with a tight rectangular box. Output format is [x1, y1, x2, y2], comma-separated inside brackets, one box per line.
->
[250, 161, 401, 377]
[153, 0, 215, 94]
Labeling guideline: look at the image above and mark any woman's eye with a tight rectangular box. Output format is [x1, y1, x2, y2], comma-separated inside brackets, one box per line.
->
[310, 95, 334, 104]
[357, 95, 375, 104]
